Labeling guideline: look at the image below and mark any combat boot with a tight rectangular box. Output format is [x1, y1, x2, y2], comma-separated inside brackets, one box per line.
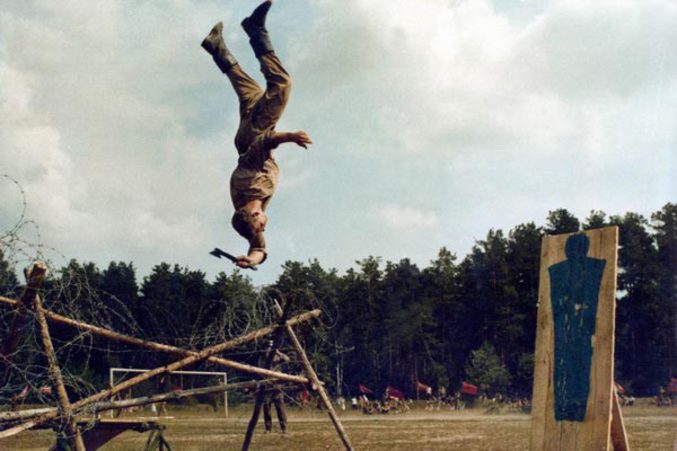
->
[201, 22, 238, 73]
[241, 1, 275, 57]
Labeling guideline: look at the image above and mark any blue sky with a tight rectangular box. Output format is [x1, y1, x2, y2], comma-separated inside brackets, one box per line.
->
[1, 0, 675, 284]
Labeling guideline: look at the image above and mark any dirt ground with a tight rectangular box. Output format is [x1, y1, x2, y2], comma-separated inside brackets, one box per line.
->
[3, 402, 675, 450]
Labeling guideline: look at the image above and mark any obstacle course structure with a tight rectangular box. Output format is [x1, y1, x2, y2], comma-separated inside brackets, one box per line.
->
[0, 262, 353, 450]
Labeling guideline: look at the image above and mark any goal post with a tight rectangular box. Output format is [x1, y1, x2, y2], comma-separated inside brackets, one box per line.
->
[109, 368, 228, 418]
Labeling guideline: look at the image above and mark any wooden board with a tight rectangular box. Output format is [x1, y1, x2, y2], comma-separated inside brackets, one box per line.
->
[610, 390, 630, 451]
[531, 226, 619, 451]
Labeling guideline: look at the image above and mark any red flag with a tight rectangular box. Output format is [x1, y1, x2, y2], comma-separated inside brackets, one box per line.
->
[460, 382, 478, 396]
[385, 386, 404, 400]
[359, 384, 374, 395]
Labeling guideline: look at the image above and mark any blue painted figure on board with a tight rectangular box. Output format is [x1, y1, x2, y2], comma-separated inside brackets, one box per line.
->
[548, 234, 606, 421]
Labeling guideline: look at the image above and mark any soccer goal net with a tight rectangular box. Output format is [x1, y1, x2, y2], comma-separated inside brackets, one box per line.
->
[109, 368, 228, 418]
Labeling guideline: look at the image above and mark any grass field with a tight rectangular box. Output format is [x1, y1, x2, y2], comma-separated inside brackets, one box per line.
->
[3, 401, 675, 450]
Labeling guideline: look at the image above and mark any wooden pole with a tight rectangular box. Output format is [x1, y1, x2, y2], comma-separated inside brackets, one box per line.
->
[0, 309, 321, 439]
[0, 379, 280, 423]
[241, 299, 293, 451]
[610, 389, 630, 451]
[20, 263, 86, 451]
[0, 295, 18, 304]
[273, 299, 354, 451]
[0, 407, 53, 422]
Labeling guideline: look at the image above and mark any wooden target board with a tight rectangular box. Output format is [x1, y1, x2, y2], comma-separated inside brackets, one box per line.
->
[531, 226, 620, 451]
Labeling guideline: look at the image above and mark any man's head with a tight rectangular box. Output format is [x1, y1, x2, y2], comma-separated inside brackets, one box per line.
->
[231, 206, 267, 248]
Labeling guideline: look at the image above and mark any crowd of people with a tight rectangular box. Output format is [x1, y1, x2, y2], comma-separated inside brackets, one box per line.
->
[654, 381, 676, 407]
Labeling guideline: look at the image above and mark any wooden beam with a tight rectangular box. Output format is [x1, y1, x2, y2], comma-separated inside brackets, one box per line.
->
[610, 389, 630, 451]
[0, 295, 19, 306]
[273, 299, 354, 451]
[0, 379, 280, 423]
[0, 407, 53, 422]
[20, 263, 85, 451]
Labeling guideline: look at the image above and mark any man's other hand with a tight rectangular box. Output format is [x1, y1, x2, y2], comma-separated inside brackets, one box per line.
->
[235, 256, 255, 268]
[236, 249, 266, 268]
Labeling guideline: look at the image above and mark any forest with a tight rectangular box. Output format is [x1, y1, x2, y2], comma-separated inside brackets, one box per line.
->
[0, 204, 674, 402]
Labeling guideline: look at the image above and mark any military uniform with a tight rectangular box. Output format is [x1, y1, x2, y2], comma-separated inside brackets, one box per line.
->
[228, 53, 291, 213]
[202, 1, 292, 259]
[262, 351, 288, 432]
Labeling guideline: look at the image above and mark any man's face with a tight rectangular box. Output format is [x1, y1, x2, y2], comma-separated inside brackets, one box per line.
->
[251, 210, 267, 232]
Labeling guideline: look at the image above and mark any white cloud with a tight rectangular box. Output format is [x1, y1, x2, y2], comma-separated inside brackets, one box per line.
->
[524, 0, 677, 98]
[291, 0, 677, 161]
[0, 0, 674, 282]
[0, 52, 93, 243]
[0, 1, 230, 268]
[375, 204, 440, 231]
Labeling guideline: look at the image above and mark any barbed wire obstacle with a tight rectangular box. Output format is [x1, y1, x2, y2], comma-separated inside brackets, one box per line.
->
[0, 176, 351, 449]
[0, 263, 352, 450]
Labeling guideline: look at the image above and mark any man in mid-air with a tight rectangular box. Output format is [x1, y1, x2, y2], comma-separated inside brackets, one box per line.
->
[202, 0, 312, 269]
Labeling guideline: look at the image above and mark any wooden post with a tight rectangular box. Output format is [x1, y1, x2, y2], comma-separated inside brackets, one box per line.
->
[273, 299, 354, 451]
[241, 299, 293, 451]
[20, 263, 86, 451]
[531, 227, 621, 451]
[0, 296, 311, 385]
[0, 309, 321, 439]
[610, 389, 629, 451]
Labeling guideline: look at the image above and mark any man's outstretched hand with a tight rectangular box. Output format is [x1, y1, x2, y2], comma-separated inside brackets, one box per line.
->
[272, 130, 313, 149]
[289, 130, 313, 149]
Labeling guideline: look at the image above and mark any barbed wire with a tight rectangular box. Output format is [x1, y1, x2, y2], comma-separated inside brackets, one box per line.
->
[0, 175, 333, 443]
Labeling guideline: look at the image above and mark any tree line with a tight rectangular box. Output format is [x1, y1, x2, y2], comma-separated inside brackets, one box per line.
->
[0, 204, 674, 400]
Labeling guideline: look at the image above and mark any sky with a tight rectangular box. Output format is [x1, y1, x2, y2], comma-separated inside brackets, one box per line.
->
[1, 0, 675, 285]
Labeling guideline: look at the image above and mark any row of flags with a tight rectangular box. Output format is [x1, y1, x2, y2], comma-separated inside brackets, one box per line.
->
[360, 383, 406, 398]
[362, 379, 677, 398]
[358, 381, 479, 398]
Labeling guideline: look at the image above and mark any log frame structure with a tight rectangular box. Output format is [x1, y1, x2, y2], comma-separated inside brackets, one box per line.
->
[0, 262, 353, 450]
